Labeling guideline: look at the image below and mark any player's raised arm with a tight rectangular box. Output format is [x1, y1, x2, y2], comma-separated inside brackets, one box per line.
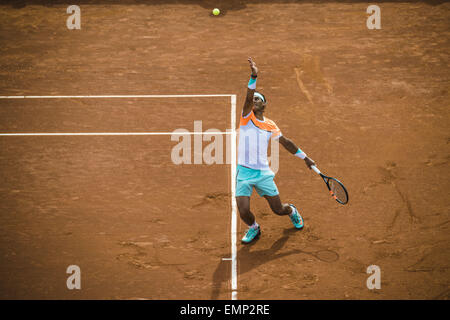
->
[243, 57, 258, 117]
[278, 135, 316, 169]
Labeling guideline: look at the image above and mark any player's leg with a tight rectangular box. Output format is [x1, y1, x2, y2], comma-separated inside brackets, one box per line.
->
[263, 195, 292, 216]
[256, 172, 304, 229]
[263, 195, 304, 229]
[236, 196, 261, 243]
[236, 196, 255, 226]
[236, 173, 261, 243]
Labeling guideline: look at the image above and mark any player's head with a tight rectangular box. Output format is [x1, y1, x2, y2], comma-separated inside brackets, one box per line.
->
[253, 91, 267, 113]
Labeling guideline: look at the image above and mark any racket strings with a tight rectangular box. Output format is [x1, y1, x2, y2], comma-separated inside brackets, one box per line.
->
[329, 179, 348, 204]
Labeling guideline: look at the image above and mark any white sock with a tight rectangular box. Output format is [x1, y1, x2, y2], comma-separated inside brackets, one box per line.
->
[250, 222, 259, 230]
[288, 205, 295, 217]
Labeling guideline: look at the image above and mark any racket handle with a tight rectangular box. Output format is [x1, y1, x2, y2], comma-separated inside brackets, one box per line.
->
[311, 165, 321, 175]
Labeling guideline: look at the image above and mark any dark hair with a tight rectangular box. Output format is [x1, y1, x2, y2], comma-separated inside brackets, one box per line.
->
[255, 91, 267, 103]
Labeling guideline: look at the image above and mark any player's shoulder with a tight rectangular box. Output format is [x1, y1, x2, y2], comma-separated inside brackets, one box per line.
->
[263, 117, 279, 129]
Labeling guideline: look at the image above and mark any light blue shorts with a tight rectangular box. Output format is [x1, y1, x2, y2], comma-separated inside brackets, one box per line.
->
[236, 165, 279, 197]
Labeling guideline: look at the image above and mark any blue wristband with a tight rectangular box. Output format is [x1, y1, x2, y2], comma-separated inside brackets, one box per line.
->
[248, 77, 256, 89]
[295, 148, 307, 159]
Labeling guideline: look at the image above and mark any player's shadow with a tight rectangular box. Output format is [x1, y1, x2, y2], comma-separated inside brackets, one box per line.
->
[211, 228, 301, 300]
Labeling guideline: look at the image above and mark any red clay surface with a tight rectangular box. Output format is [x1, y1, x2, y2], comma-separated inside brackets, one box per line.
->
[0, 1, 449, 300]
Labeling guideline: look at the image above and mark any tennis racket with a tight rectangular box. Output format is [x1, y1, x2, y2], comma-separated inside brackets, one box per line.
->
[311, 165, 349, 205]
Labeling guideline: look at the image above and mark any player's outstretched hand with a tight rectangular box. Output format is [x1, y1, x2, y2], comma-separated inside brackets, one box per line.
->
[248, 57, 258, 76]
[304, 156, 316, 169]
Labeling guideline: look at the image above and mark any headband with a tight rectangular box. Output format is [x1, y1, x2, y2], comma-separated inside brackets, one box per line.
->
[254, 92, 266, 103]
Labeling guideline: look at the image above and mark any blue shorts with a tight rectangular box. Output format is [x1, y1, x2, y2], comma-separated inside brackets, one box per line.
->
[236, 165, 279, 197]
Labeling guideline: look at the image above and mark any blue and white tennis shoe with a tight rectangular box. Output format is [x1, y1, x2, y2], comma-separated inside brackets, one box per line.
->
[289, 204, 304, 229]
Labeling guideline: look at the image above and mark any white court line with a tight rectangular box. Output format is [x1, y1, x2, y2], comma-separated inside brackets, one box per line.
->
[0, 93, 239, 300]
[230, 95, 238, 301]
[0, 132, 232, 136]
[0, 94, 233, 99]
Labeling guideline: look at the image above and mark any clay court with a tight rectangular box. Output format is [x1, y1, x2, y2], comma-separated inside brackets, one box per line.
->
[0, 0, 449, 300]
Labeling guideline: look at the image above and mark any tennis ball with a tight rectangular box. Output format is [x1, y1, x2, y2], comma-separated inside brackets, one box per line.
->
[212, 8, 220, 16]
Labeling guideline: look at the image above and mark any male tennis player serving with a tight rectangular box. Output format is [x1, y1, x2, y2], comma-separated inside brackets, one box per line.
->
[237, 57, 316, 244]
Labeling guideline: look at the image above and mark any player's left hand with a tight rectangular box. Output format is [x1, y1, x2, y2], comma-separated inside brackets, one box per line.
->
[304, 156, 316, 169]
[248, 57, 258, 76]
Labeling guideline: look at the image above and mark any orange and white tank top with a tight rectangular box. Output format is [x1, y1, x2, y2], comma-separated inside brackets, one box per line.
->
[237, 110, 282, 170]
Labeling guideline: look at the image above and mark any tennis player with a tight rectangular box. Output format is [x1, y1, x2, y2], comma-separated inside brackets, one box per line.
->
[237, 57, 316, 244]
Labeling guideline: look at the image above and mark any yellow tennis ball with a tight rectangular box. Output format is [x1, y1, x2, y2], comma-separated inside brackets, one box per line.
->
[212, 8, 220, 16]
